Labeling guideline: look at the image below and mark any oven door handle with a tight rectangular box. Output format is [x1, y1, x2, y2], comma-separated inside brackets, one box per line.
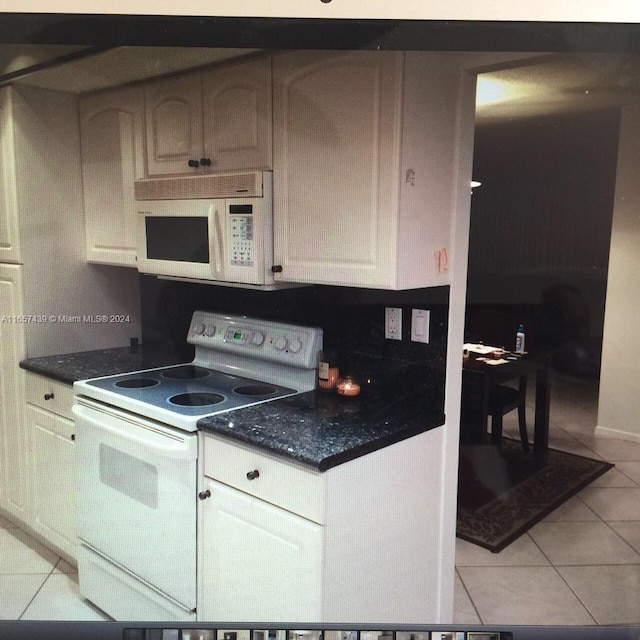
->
[72, 403, 196, 460]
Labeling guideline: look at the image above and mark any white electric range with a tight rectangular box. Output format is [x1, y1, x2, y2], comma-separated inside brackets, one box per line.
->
[72, 311, 323, 622]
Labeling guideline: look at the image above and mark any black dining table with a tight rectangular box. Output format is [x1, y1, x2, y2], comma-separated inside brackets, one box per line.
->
[461, 348, 552, 464]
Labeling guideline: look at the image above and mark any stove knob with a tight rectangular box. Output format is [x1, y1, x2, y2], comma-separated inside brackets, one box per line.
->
[289, 338, 302, 353]
[252, 331, 265, 346]
[193, 322, 206, 335]
[274, 336, 289, 351]
[204, 324, 216, 337]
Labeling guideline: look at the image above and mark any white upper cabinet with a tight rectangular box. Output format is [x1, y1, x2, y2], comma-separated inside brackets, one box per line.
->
[145, 57, 272, 176]
[0, 88, 21, 264]
[144, 72, 204, 176]
[80, 86, 146, 266]
[272, 51, 458, 290]
[201, 56, 272, 172]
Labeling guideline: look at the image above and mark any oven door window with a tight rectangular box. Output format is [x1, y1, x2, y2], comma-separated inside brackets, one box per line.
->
[145, 216, 209, 263]
[99, 444, 158, 508]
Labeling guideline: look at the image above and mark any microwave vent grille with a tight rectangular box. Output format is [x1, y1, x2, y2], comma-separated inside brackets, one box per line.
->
[135, 173, 262, 200]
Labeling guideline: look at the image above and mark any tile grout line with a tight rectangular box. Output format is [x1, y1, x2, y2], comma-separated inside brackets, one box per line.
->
[17, 556, 61, 620]
[454, 566, 484, 625]
[525, 523, 599, 625]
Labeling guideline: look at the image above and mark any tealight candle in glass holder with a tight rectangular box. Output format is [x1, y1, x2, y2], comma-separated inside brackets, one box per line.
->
[336, 375, 361, 397]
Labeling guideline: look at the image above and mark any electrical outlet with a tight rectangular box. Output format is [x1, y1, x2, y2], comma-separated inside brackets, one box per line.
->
[411, 309, 430, 343]
[385, 307, 402, 340]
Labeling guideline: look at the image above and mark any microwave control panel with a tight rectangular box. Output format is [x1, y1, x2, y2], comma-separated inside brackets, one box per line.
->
[229, 204, 255, 268]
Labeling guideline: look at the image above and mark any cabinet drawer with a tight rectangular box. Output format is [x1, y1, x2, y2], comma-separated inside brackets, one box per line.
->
[27, 404, 75, 440]
[203, 435, 325, 524]
[25, 373, 74, 419]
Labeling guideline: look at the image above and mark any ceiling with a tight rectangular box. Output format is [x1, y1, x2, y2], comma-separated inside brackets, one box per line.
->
[2, 46, 640, 123]
[0, 46, 259, 93]
[475, 53, 640, 124]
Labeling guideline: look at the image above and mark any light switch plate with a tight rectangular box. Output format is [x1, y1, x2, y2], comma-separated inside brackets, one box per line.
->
[385, 307, 402, 340]
[411, 309, 430, 343]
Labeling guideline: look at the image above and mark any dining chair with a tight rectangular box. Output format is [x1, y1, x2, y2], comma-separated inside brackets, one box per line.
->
[489, 375, 530, 451]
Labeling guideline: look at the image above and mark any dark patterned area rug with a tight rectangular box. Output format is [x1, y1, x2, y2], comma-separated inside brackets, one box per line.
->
[456, 439, 614, 553]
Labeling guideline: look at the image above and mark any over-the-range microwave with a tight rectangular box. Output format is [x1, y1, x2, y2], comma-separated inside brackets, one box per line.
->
[135, 171, 296, 290]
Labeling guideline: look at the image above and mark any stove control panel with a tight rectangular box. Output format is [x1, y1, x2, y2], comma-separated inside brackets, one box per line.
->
[188, 311, 323, 369]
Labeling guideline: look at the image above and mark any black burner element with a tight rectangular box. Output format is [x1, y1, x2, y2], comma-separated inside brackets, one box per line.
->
[169, 392, 225, 407]
[161, 365, 211, 380]
[115, 378, 160, 389]
[234, 384, 276, 396]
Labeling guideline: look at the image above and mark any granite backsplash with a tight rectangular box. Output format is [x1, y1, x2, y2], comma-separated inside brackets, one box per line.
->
[140, 276, 449, 403]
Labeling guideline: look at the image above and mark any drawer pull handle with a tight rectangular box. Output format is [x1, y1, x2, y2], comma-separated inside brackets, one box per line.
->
[198, 489, 211, 500]
[44, 393, 55, 400]
[246, 469, 260, 481]
[71, 434, 75, 441]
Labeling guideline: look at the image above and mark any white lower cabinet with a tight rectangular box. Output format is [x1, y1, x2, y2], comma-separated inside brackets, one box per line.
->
[198, 477, 323, 622]
[0, 264, 27, 520]
[199, 426, 447, 624]
[25, 373, 77, 561]
[198, 434, 324, 622]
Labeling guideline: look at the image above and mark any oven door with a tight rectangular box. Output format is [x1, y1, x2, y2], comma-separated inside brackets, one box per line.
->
[73, 397, 198, 613]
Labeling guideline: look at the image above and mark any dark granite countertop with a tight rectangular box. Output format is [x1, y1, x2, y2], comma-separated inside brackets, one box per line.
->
[21, 348, 445, 472]
[198, 382, 445, 471]
[19, 345, 185, 385]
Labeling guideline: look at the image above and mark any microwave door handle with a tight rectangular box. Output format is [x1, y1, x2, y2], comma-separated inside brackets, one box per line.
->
[211, 204, 224, 278]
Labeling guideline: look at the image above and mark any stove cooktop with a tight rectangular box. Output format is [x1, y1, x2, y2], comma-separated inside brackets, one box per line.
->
[74, 312, 324, 432]
[77, 364, 297, 431]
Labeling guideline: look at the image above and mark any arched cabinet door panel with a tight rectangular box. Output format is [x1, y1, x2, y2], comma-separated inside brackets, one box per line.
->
[144, 72, 203, 176]
[0, 88, 20, 264]
[80, 86, 146, 266]
[144, 57, 272, 178]
[202, 55, 272, 172]
[272, 50, 404, 289]
[272, 50, 460, 290]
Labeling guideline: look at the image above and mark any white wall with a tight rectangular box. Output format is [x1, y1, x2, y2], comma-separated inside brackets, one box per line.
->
[597, 104, 640, 442]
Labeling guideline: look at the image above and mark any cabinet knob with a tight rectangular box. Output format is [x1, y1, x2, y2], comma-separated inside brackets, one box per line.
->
[44, 393, 55, 400]
[71, 434, 76, 441]
[187, 159, 200, 168]
[246, 469, 260, 481]
[199, 158, 212, 167]
[271, 265, 283, 273]
[198, 489, 211, 500]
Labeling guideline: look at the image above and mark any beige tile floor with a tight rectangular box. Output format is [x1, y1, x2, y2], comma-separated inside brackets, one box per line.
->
[0, 517, 108, 620]
[1, 374, 637, 625]
[454, 373, 640, 625]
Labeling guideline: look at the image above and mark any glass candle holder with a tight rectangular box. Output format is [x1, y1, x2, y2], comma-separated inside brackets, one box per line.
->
[336, 375, 361, 397]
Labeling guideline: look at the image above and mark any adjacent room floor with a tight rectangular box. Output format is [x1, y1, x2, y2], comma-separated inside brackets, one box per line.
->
[454, 372, 640, 625]
[1, 373, 638, 625]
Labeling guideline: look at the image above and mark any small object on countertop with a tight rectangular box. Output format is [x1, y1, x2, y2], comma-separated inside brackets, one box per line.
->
[515, 324, 526, 354]
[318, 350, 339, 390]
[336, 375, 361, 397]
